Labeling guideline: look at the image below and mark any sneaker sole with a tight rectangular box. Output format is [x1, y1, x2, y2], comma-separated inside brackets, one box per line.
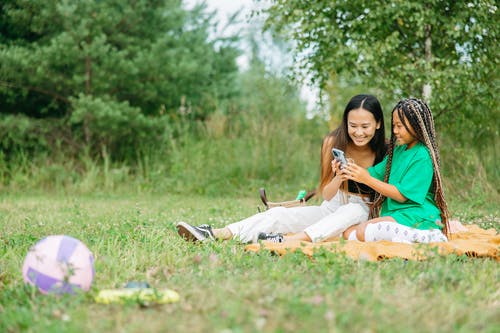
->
[176, 222, 206, 242]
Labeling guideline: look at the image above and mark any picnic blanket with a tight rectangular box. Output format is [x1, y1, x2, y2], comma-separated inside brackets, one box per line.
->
[245, 221, 500, 261]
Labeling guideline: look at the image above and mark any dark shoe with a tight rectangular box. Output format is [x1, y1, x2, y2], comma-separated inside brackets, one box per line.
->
[176, 222, 215, 242]
[257, 232, 284, 243]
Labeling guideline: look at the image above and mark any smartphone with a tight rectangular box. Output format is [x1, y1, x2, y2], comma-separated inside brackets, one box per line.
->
[332, 148, 348, 168]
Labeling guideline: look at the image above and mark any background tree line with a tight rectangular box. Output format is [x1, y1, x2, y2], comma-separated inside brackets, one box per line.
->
[0, 0, 240, 160]
[0, 0, 498, 206]
[262, 0, 499, 199]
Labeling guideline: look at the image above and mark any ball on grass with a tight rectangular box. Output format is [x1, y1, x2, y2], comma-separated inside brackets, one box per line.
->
[22, 235, 95, 294]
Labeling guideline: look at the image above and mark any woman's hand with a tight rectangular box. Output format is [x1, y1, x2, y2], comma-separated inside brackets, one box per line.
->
[331, 159, 342, 179]
[341, 162, 371, 184]
[343, 161, 407, 202]
[322, 159, 344, 200]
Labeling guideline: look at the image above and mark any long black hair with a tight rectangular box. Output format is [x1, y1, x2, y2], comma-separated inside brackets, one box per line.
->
[320, 94, 386, 191]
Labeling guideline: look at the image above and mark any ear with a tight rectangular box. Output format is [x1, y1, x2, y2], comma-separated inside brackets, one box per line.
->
[376, 121, 381, 130]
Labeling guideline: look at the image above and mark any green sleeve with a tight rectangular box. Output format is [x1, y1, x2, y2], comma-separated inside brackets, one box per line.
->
[393, 150, 433, 204]
[368, 155, 388, 181]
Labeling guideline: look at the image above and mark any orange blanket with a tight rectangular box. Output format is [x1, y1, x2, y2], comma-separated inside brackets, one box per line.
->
[245, 223, 500, 261]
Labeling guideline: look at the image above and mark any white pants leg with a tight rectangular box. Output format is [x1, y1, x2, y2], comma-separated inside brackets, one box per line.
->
[304, 194, 370, 243]
[364, 221, 448, 243]
[226, 191, 347, 243]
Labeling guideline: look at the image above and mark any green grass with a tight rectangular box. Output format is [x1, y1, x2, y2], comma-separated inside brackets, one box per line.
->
[0, 193, 499, 333]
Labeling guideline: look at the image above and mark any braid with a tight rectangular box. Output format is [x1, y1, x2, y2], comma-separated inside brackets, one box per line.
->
[369, 99, 412, 218]
[398, 98, 450, 236]
[369, 99, 409, 218]
[370, 119, 398, 219]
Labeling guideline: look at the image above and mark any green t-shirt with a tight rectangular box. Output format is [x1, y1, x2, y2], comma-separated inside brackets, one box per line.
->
[368, 142, 442, 230]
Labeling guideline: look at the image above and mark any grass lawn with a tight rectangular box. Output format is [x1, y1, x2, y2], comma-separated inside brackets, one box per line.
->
[1, 193, 499, 333]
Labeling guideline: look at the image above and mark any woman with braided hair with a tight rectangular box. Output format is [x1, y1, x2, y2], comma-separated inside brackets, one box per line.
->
[340, 97, 450, 243]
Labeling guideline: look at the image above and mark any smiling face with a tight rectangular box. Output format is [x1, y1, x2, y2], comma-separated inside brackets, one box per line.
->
[392, 111, 418, 148]
[347, 108, 381, 147]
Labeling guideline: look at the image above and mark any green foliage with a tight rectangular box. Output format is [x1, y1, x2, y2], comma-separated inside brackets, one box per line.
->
[130, 62, 327, 197]
[0, 0, 241, 161]
[0, 114, 50, 154]
[264, 0, 498, 103]
[0, 0, 240, 116]
[0, 0, 497, 203]
[0, 55, 326, 197]
[69, 94, 169, 160]
[263, 0, 499, 191]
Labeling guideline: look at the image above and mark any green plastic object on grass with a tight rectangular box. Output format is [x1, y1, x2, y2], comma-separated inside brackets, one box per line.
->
[295, 190, 307, 200]
[95, 281, 180, 305]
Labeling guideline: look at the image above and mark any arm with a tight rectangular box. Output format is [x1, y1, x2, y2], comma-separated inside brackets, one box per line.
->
[341, 163, 408, 203]
[322, 160, 344, 201]
[318, 133, 342, 200]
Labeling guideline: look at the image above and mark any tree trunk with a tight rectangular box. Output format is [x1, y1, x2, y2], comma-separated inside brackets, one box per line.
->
[423, 24, 432, 101]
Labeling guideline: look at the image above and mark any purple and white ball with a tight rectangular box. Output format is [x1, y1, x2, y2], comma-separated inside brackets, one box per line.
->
[22, 235, 95, 294]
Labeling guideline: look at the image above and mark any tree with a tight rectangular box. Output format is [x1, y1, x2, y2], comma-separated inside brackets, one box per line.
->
[263, 0, 500, 191]
[263, 0, 499, 144]
[0, 0, 241, 159]
[0, 0, 240, 116]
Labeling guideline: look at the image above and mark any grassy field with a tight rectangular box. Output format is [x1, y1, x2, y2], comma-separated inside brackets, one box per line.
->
[1, 193, 499, 333]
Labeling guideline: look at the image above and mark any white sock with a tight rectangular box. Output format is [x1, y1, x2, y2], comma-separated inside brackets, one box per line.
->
[364, 222, 448, 243]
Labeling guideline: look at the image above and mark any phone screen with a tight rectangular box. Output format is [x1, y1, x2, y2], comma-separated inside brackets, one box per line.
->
[332, 148, 348, 167]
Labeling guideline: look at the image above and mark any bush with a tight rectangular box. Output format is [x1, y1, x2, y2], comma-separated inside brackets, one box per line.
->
[69, 94, 169, 161]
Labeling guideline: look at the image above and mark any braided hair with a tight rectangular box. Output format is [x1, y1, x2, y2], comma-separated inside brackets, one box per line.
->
[370, 98, 450, 235]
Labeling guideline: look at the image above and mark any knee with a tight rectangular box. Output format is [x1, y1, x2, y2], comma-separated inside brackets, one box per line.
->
[267, 207, 281, 214]
[356, 225, 366, 242]
[269, 206, 288, 218]
[342, 229, 350, 239]
[342, 224, 355, 239]
[342, 224, 361, 240]
[342, 223, 367, 241]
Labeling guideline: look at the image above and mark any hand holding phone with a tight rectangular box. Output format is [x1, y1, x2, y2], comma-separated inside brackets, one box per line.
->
[332, 148, 348, 169]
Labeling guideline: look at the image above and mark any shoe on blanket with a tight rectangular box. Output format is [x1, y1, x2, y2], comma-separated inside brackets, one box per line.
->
[257, 232, 284, 243]
[177, 222, 215, 242]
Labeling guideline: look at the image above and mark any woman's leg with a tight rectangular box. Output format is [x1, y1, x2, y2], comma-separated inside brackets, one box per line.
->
[279, 194, 370, 243]
[342, 217, 396, 241]
[343, 218, 448, 243]
[364, 222, 448, 243]
[214, 192, 348, 243]
[211, 227, 233, 240]
[302, 202, 369, 242]
[226, 204, 329, 243]
[282, 231, 312, 242]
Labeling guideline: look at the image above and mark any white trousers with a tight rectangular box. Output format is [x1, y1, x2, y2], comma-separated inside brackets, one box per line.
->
[226, 191, 370, 243]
